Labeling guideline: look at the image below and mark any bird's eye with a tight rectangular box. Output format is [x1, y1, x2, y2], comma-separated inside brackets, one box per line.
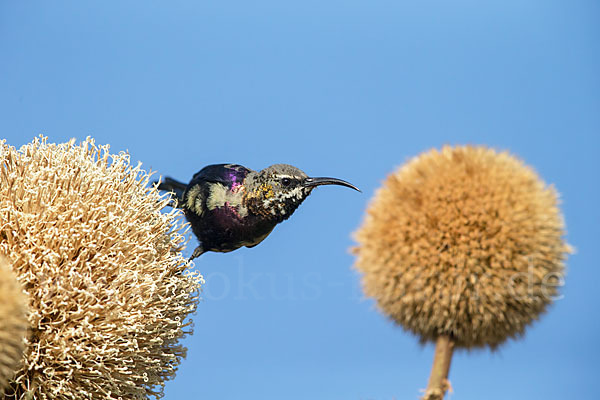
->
[281, 178, 291, 187]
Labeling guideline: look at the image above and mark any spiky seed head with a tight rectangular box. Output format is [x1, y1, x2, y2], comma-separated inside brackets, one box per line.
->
[353, 146, 571, 348]
[0, 136, 204, 399]
[0, 256, 29, 394]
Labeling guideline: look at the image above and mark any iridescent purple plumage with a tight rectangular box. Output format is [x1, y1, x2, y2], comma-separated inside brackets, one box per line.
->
[155, 163, 359, 259]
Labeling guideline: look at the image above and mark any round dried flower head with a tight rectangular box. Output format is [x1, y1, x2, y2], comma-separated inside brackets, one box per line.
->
[0, 256, 29, 393]
[0, 137, 203, 399]
[354, 146, 570, 349]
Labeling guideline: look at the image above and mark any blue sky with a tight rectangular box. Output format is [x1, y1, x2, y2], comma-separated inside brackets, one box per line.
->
[1, 1, 598, 399]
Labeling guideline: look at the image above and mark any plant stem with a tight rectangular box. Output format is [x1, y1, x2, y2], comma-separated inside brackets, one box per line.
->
[422, 335, 455, 400]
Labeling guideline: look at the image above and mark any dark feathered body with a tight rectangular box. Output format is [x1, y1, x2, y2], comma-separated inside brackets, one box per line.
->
[155, 163, 359, 259]
[181, 164, 277, 253]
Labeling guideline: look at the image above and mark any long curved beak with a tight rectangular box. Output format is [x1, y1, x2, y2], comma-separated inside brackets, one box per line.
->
[303, 177, 361, 192]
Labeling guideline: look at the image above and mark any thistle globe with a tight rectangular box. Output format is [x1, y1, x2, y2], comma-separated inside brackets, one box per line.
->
[354, 146, 570, 349]
[0, 257, 29, 394]
[0, 137, 203, 400]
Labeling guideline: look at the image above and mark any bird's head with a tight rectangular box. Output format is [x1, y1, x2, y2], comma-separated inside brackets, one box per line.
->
[243, 164, 359, 222]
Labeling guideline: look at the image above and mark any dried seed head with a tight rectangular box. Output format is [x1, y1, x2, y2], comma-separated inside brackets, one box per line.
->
[0, 256, 29, 394]
[0, 137, 204, 399]
[353, 146, 570, 348]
